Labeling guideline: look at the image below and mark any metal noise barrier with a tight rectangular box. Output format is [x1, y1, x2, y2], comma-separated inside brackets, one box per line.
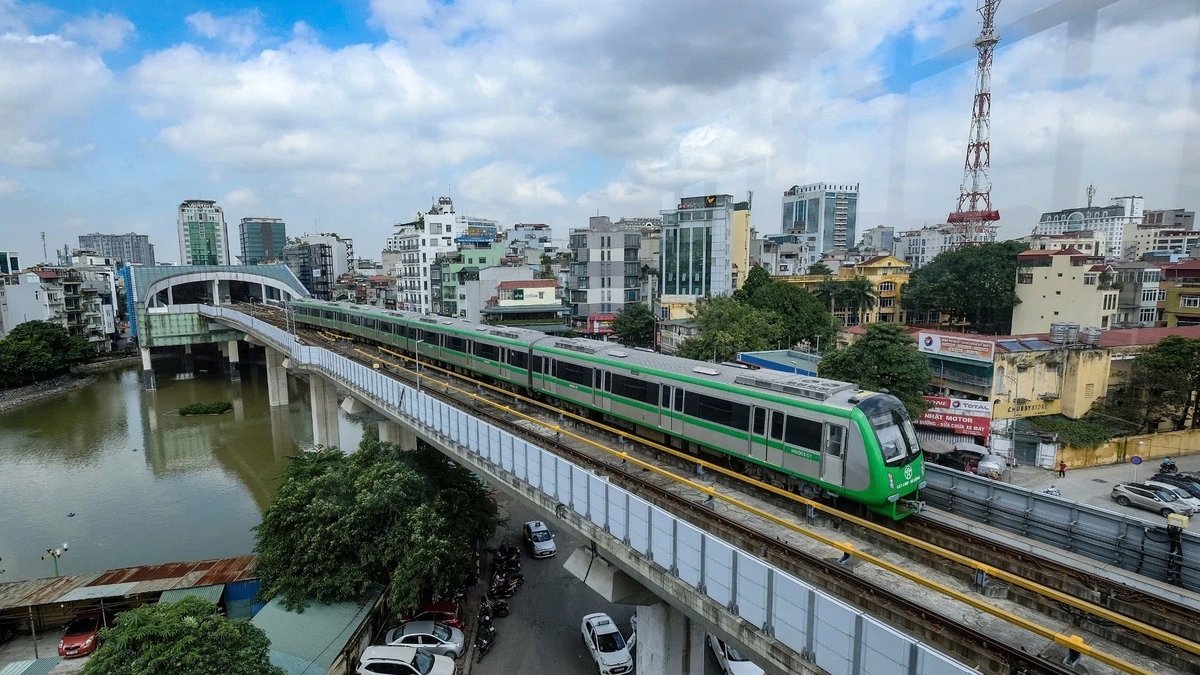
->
[200, 305, 975, 675]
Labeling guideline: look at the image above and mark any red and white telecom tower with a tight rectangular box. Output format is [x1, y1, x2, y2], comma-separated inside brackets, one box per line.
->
[946, 0, 1002, 249]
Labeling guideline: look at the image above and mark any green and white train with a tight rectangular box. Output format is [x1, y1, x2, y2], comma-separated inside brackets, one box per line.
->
[291, 300, 926, 519]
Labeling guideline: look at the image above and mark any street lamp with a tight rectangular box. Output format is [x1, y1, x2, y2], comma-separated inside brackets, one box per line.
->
[41, 543, 68, 577]
[788, 359, 800, 375]
[415, 339, 426, 391]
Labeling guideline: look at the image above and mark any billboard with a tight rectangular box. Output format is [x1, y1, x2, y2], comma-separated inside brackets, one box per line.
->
[918, 396, 993, 437]
[917, 332, 994, 362]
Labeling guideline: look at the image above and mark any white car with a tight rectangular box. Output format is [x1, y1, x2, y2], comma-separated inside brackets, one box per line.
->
[1145, 481, 1200, 513]
[385, 621, 465, 658]
[708, 634, 764, 675]
[356, 645, 455, 675]
[581, 613, 633, 675]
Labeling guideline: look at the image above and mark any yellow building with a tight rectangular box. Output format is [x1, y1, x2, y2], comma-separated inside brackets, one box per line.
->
[731, 203, 752, 291]
[779, 255, 910, 325]
[1011, 248, 1119, 334]
[1162, 259, 1200, 327]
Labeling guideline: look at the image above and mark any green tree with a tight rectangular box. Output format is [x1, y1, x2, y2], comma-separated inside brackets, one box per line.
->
[0, 320, 92, 387]
[807, 261, 833, 276]
[676, 297, 785, 362]
[538, 253, 554, 279]
[817, 323, 932, 418]
[732, 266, 772, 303]
[82, 596, 283, 675]
[901, 241, 1028, 333]
[837, 276, 879, 322]
[611, 303, 656, 348]
[1096, 336, 1200, 431]
[745, 282, 837, 353]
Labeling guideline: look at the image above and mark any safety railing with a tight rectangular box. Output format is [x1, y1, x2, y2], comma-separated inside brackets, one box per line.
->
[203, 305, 975, 675]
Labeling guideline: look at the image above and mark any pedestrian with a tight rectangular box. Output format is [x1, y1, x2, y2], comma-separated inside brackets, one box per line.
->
[1058, 461, 1067, 478]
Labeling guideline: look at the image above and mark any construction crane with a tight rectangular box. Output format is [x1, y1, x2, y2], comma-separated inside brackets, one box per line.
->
[946, 0, 1002, 249]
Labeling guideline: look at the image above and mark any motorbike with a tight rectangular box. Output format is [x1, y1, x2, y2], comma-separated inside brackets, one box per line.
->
[1161, 459, 1179, 474]
[476, 624, 497, 662]
[484, 593, 510, 618]
[1042, 486, 1061, 497]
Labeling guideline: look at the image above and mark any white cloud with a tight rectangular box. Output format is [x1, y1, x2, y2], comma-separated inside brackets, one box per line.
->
[186, 11, 261, 51]
[0, 174, 19, 195]
[223, 187, 258, 208]
[62, 13, 135, 51]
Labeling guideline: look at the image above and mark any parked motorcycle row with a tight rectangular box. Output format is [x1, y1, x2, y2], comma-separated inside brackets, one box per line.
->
[475, 543, 523, 663]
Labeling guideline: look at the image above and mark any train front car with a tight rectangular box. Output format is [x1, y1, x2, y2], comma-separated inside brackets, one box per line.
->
[851, 393, 925, 519]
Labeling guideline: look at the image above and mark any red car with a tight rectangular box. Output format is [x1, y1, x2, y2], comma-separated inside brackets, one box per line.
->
[59, 614, 103, 658]
[402, 601, 463, 629]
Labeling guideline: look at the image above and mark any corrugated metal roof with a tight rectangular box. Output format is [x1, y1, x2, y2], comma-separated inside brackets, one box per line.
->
[0, 661, 34, 675]
[57, 582, 139, 603]
[251, 587, 382, 675]
[0, 574, 101, 612]
[157, 584, 225, 605]
[267, 649, 317, 675]
[12, 659, 60, 675]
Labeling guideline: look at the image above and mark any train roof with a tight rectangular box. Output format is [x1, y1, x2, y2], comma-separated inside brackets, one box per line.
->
[293, 299, 873, 410]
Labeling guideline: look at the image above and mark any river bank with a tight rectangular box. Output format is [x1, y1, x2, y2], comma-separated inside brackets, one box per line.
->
[0, 355, 139, 413]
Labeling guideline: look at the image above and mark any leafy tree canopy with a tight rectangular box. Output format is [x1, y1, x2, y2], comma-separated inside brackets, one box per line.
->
[1090, 336, 1200, 432]
[611, 302, 656, 348]
[901, 241, 1028, 334]
[0, 320, 92, 388]
[254, 433, 502, 613]
[806, 261, 833, 276]
[743, 281, 837, 353]
[676, 296, 785, 363]
[817, 323, 932, 418]
[82, 596, 283, 675]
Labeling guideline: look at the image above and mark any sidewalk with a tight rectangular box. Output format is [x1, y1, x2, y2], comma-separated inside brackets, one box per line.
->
[1003, 454, 1200, 531]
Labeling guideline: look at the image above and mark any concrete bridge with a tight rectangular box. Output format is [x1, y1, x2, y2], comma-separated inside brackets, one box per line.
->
[134, 301, 975, 675]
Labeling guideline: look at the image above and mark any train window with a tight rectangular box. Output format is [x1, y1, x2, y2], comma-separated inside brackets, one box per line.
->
[770, 411, 785, 441]
[603, 371, 611, 392]
[474, 342, 498, 361]
[785, 416, 822, 452]
[445, 336, 467, 353]
[753, 408, 766, 436]
[362, 318, 375, 330]
[530, 355, 542, 373]
[824, 425, 846, 458]
[661, 386, 671, 408]
[380, 322, 394, 334]
[556, 361, 594, 387]
[694, 394, 748, 430]
[684, 392, 699, 417]
[349, 314, 361, 326]
[508, 350, 529, 369]
[674, 388, 683, 412]
[611, 374, 659, 405]
[336, 312, 347, 323]
[323, 311, 334, 320]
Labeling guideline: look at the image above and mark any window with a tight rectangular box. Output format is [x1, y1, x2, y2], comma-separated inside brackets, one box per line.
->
[770, 411, 785, 441]
[1181, 295, 1200, 308]
[688, 393, 749, 430]
[661, 385, 671, 407]
[474, 341, 499, 361]
[753, 408, 766, 436]
[824, 425, 846, 458]
[877, 281, 896, 292]
[507, 349, 528, 369]
[784, 416, 823, 451]
[611, 374, 660, 405]
[555, 360, 594, 387]
[531, 355, 543, 373]
[1142, 288, 1160, 303]
[674, 388, 684, 412]
[445, 335, 467, 352]
[1084, 274, 1097, 285]
[1139, 308, 1157, 323]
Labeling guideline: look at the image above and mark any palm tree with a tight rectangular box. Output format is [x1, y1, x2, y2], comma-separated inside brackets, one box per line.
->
[814, 278, 841, 314]
[838, 276, 879, 325]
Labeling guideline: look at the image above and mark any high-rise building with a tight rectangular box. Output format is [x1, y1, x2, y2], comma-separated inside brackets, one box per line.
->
[283, 241, 334, 300]
[238, 217, 287, 264]
[780, 183, 859, 273]
[660, 194, 748, 302]
[1034, 195, 1144, 259]
[568, 216, 641, 337]
[177, 199, 230, 265]
[1143, 208, 1195, 231]
[77, 233, 155, 266]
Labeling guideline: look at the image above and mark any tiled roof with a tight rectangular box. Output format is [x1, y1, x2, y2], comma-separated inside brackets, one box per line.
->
[1088, 264, 1110, 272]
[32, 270, 59, 279]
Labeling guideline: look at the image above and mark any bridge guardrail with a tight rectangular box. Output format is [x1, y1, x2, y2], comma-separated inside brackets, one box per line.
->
[202, 305, 975, 675]
[924, 465, 1200, 591]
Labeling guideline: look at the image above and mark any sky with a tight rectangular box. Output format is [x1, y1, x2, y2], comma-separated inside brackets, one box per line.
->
[1, 0, 1197, 264]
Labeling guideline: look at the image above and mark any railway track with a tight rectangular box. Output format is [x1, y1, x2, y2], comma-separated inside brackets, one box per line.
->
[240, 304, 1194, 674]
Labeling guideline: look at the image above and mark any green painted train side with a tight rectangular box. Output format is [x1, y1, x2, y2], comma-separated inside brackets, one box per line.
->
[290, 300, 924, 518]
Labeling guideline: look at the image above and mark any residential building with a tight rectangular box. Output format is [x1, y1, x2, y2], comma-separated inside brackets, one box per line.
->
[660, 194, 746, 302]
[3, 270, 66, 336]
[1143, 208, 1195, 231]
[177, 199, 230, 265]
[283, 241, 334, 300]
[752, 234, 809, 277]
[389, 197, 499, 313]
[1018, 230, 1107, 256]
[1112, 261, 1164, 328]
[429, 243, 516, 317]
[1162, 259, 1200, 327]
[780, 183, 858, 269]
[1034, 195, 1144, 258]
[778, 255, 910, 327]
[859, 225, 895, 254]
[659, 319, 699, 355]
[1011, 248, 1119, 334]
[1123, 226, 1200, 260]
[507, 223, 565, 264]
[238, 217, 287, 264]
[77, 233, 155, 267]
[896, 225, 953, 270]
[480, 278, 569, 331]
[570, 216, 641, 337]
[297, 234, 350, 278]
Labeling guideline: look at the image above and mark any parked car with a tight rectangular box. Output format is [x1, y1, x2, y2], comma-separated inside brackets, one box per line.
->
[1145, 481, 1200, 512]
[385, 621, 465, 658]
[1152, 473, 1200, 498]
[708, 634, 764, 675]
[357, 645, 455, 675]
[1110, 483, 1195, 517]
[403, 601, 464, 630]
[59, 613, 104, 659]
[581, 613, 633, 675]
[523, 520, 557, 558]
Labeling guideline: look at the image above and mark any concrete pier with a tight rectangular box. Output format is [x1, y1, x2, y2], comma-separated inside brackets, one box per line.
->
[265, 348, 289, 407]
[140, 347, 155, 390]
[310, 374, 341, 450]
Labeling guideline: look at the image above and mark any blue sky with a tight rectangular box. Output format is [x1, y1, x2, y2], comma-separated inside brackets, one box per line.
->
[1, 0, 1197, 264]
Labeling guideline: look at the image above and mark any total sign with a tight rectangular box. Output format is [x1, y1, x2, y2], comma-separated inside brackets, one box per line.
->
[918, 396, 993, 436]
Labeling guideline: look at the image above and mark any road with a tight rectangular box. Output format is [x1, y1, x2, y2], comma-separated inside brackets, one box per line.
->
[473, 492, 731, 675]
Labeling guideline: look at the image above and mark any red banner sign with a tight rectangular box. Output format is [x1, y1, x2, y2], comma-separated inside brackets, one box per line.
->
[917, 396, 992, 436]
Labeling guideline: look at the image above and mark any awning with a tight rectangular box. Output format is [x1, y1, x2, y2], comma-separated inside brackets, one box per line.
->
[922, 439, 955, 455]
[56, 582, 139, 602]
[953, 441, 990, 455]
[158, 583, 225, 605]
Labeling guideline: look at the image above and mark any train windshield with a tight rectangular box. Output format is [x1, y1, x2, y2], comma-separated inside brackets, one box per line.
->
[857, 396, 921, 466]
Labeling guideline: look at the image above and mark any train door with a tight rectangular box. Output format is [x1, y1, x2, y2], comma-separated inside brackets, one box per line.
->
[820, 425, 846, 487]
[669, 387, 685, 436]
[766, 411, 785, 466]
[598, 371, 611, 413]
[748, 407, 768, 461]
